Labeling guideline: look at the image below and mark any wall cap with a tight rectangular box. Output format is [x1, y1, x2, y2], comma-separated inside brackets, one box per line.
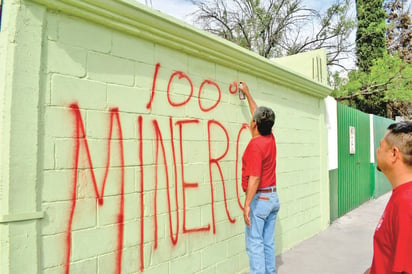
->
[30, 0, 332, 98]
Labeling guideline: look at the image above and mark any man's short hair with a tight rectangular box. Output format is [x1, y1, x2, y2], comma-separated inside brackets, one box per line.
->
[386, 121, 412, 166]
[253, 106, 275, 136]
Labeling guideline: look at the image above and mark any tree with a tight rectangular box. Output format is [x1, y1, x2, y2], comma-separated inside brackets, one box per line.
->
[334, 0, 412, 119]
[335, 0, 387, 116]
[384, 0, 412, 118]
[384, 0, 412, 63]
[335, 0, 388, 116]
[355, 0, 387, 72]
[190, 0, 356, 71]
[333, 53, 412, 118]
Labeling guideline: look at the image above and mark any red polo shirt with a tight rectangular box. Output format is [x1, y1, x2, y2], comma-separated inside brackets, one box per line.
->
[370, 181, 412, 274]
[241, 134, 277, 192]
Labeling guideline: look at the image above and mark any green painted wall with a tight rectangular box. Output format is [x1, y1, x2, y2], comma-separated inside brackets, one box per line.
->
[0, 0, 331, 273]
[272, 49, 329, 86]
[329, 168, 339, 222]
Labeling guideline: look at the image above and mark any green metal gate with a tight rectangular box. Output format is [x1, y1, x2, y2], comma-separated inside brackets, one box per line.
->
[337, 104, 372, 217]
[372, 115, 393, 197]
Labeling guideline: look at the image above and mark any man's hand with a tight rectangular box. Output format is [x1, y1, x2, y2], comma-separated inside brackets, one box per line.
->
[239, 81, 250, 97]
[243, 205, 251, 227]
[243, 176, 260, 227]
[238, 81, 257, 116]
[364, 267, 370, 274]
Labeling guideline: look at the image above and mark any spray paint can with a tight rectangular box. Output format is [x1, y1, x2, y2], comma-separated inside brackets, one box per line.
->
[239, 82, 245, 100]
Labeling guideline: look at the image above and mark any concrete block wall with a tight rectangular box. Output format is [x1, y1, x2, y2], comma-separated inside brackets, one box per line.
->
[0, 0, 331, 273]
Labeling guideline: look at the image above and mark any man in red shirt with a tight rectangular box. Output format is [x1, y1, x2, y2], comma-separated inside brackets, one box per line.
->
[364, 121, 412, 274]
[239, 81, 280, 274]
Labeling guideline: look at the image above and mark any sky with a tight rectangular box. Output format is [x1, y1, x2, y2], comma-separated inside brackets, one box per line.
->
[134, 0, 344, 22]
[134, 0, 357, 72]
[135, 0, 198, 21]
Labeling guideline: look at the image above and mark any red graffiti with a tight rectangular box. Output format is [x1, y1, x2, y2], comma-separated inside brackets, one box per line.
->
[208, 120, 236, 234]
[168, 117, 180, 244]
[152, 119, 186, 248]
[198, 80, 221, 112]
[146, 63, 223, 112]
[152, 119, 164, 249]
[167, 71, 194, 107]
[66, 104, 125, 274]
[236, 123, 249, 210]
[175, 119, 211, 233]
[229, 81, 238, 94]
[146, 63, 161, 110]
[137, 116, 144, 273]
[65, 62, 249, 273]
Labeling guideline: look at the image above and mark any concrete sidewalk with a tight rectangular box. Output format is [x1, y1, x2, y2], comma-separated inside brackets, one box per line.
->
[276, 192, 391, 274]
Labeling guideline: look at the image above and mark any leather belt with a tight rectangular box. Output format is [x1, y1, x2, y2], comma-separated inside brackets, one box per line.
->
[257, 186, 276, 193]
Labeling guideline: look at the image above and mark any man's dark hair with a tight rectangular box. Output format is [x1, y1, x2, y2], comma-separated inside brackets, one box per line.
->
[386, 121, 412, 166]
[253, 106, 275, 136]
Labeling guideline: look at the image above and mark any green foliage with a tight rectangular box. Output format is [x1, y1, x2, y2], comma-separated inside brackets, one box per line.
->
[334, 0, 412, 118]
[355, 0, 387, 72]
[334, 53, 412, 117]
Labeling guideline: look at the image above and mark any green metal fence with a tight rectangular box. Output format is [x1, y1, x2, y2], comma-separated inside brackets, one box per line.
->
[329, 103, 394, 221]
[372, 115, 394, 197]
[337, 104, 372, 217]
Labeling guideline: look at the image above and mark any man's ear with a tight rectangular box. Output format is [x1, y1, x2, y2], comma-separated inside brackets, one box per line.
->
[392, 147, 401, 161]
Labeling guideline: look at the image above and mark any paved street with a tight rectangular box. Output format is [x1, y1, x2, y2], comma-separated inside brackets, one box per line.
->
[275, 192, 391, 274]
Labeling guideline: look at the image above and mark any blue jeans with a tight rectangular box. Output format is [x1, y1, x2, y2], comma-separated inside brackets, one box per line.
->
[246, 189, 280, 274]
